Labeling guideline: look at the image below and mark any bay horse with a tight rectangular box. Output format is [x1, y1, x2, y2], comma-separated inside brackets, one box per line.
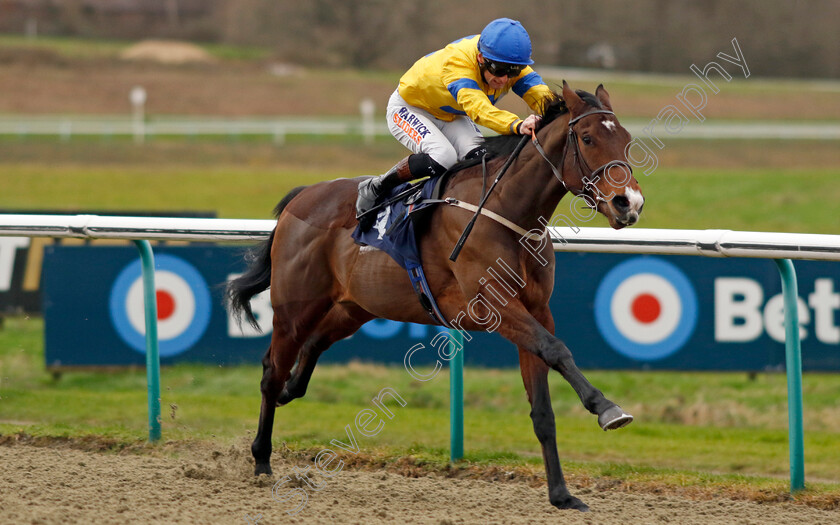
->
[228, 81, 644, 512]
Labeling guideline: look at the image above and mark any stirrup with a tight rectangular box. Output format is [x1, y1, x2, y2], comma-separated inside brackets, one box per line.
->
[356, 177, 384, 212]
[356, 178, 383, 231]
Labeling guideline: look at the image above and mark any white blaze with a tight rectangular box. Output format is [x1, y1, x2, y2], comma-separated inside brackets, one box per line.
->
[625, 187, 645, 211]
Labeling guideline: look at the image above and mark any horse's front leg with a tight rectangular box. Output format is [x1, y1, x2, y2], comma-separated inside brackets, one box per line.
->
[499, 304, 633, 430]
[517, 346, 588, 511]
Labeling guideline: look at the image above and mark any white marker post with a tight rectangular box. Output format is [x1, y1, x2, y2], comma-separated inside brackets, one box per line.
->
[360, 98, 375, 145]
[130, 86, 147, 145]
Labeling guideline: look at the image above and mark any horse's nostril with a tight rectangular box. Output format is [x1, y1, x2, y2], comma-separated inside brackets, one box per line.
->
[612, 195, 630, 210]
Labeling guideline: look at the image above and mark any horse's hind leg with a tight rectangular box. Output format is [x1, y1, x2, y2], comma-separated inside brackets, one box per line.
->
[251, 328, 299, 476]
[518, 347, 588, 512]
[276, 342, 321, 407]
[251, 299, 332, 476]
[278, 305, 370, 406]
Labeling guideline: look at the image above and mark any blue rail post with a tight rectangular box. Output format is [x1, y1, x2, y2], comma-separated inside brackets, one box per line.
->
[449, 329, 464, 462]
[774, 259, 804, 492]
[133, 240, 161, 442]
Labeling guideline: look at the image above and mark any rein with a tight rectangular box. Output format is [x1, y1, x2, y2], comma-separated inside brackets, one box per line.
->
[531, 109, 633, 208]
[448, 133, 531, 262]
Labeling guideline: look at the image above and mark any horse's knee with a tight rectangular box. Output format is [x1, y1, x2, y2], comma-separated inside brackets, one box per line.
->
[539, 341, 574, 372]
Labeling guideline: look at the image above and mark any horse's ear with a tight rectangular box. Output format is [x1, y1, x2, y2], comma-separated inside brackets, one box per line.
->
[595, 84, 613, 111]
[562, 80, 585, 115]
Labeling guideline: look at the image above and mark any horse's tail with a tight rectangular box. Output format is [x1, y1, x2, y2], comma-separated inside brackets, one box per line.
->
[226, 186, 307, 330]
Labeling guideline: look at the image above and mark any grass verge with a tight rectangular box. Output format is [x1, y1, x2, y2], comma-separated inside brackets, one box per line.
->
[1, 139, 839, 232]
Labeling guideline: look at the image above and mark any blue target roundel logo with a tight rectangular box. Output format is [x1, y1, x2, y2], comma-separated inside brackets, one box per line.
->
[109, 254, 211, 357]
[594, 257, 697, 361]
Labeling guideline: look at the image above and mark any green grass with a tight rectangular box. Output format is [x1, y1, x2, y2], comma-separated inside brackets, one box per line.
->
[631, 167, 840, 234]
[2, 316, 840, 491]
[0, 163, 336, 219]
[0, 34, 129, 59]
[1, 139, 838, 233]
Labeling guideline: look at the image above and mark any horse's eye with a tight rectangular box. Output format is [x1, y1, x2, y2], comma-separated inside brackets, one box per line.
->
[582, 135, 592, 145]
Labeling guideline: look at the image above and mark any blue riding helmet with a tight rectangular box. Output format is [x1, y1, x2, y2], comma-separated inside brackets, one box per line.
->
[478, 18, 534, 65]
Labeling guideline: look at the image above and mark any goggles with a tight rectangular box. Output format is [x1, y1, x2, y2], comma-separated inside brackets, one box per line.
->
[483, 59, 525, 78]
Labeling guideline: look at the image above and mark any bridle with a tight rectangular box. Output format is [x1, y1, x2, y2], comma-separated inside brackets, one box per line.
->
[532, 109, 634, 208]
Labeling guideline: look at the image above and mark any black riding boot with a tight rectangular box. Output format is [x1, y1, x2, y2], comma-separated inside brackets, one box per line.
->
[356, 153, 448, 231]
[355, 156, 413, 230]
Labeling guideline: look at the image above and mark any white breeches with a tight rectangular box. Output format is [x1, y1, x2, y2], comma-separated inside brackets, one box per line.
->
[386, 89, 483, 170]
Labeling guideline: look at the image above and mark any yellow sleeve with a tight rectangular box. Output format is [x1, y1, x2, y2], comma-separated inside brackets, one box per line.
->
[512, 67, 555, 114]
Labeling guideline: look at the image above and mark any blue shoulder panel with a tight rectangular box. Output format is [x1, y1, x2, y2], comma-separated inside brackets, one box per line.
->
[512, 72, 545, 98]
[449, 34, 479, 46]
[447, 78, 481, 100]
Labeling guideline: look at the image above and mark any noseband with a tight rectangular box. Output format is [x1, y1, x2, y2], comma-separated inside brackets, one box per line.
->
[532, 109, 634, 208]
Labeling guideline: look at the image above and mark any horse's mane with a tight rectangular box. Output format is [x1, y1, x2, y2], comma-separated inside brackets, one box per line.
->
[448, 89, 600, 173]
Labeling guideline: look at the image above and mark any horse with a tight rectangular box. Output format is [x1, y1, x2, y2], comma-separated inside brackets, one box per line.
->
[228, 81, 645, 512]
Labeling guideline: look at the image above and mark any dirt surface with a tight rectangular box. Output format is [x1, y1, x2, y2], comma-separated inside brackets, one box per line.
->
[120, 41, 216, 65]
[1, 439, 837, 525]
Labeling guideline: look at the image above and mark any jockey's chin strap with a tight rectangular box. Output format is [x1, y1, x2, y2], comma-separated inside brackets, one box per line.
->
[530, 109, 634, 209]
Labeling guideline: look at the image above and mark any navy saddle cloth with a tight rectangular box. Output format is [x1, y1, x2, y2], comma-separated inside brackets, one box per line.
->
[351, 179, 440, 270]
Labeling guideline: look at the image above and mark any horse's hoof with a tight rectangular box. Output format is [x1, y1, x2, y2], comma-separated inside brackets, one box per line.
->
[599, 405, 633, 431]
[551, 494, 590, 512]
[254, 463, 272, 476]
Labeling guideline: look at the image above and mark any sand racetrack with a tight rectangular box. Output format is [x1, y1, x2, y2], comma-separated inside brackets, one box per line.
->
[1, 438, 837, 525]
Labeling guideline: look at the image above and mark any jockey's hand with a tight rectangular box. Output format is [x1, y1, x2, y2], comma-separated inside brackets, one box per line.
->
[518, 114, 541, 135]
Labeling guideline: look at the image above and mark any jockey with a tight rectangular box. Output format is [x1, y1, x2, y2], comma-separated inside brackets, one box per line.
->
[356, 17, 555, 229]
